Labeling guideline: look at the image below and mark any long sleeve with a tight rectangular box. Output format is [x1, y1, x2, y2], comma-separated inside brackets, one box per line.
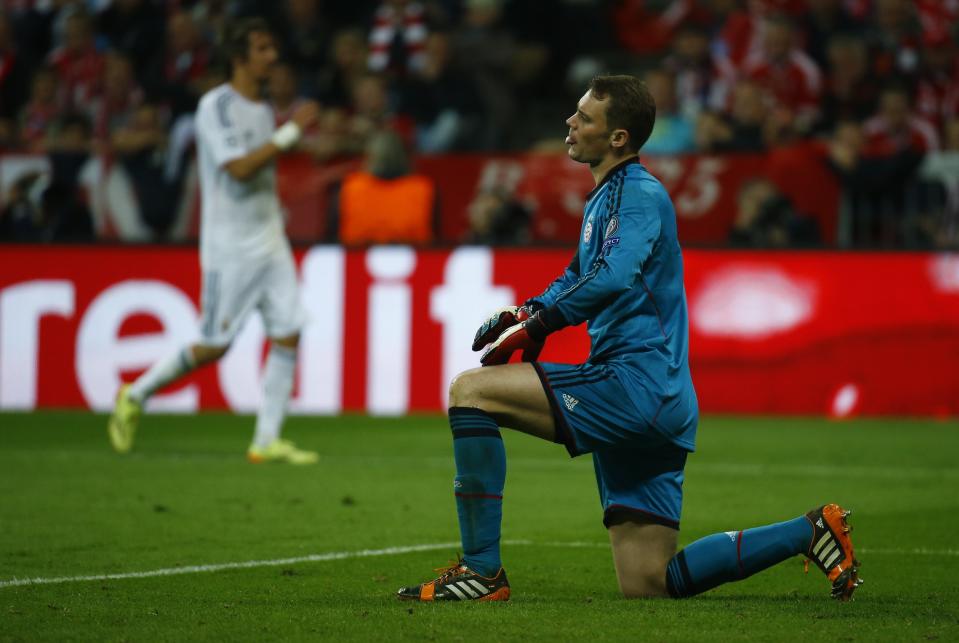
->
[545, 188, 661, 329]
[526, 248, 580, 310]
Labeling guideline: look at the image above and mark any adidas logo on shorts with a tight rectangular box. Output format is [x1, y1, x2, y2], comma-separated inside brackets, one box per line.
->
[562, 393, 579, 412]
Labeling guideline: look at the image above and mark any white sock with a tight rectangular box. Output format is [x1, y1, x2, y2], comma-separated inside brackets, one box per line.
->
[253, 344, 297, 448]
[128, 347, 197, 404]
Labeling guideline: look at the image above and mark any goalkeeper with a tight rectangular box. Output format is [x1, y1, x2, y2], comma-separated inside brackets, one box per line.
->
[397, 75, 861, 603]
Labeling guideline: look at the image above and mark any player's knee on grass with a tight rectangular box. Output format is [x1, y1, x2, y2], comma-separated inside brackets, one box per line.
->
[608, 517, 676, 599]
[614, 555, 670, 599]
[619, 576, 669, 599]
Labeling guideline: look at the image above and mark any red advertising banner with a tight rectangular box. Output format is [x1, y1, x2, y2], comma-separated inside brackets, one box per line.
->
[1, 246, 957, 417]
[0, 147, 838, 246]
[278, 149, 838, 245]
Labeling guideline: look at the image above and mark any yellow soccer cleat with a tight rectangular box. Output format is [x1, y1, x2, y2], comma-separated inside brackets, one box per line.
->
[108, 384, 141, 454]
[247, 439, 319, 465]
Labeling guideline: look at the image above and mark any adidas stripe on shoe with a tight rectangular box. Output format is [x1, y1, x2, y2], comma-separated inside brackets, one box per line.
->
[805, 503, 863, 601]
[397, 559, 510, 602]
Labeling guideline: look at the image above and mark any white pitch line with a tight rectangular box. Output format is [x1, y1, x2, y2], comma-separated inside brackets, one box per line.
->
[3, 541, 957, 589]
[0, 542, 458, 589]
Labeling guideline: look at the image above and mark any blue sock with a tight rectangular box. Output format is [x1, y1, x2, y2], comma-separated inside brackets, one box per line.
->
[666, 515, 812, 598]
[449, 407, 506, 578]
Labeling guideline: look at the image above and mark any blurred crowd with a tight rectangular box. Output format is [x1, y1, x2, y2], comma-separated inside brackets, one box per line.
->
[0, 0, 957, 247]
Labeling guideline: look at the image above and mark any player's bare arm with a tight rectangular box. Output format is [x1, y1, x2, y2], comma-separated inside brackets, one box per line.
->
[224, 100, 321, 181]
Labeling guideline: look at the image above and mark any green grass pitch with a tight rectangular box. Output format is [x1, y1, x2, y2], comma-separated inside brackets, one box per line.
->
[1, 412, 957, 641]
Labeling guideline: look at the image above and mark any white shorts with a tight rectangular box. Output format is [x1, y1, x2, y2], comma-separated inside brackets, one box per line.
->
[198, 249, 305, 347]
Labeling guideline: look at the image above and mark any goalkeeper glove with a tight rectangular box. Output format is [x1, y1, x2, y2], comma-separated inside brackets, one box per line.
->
[472, 302, 546, 352]
[479, 310, 553, 366]
[472, 306, 527, 351]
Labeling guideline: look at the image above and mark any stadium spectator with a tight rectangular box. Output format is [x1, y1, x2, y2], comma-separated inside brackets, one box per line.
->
[915, 28, 959, 136]
[96, 0, 165, 78]
[342, 72, 413, 154]
[864, 84, 939, 155]
[0, 170, 48, 240]
[663, 24, 718, 119]
[918, 117, 959, 247]
[799, 0, 861, 70]
[90, 51, 144, 143]
[269, 61, 311, 127]
[915, 0, 959, 34]
[38, 111, 96, 242]
[465, 185, 531, 245]
[18, 66, 60, 151]
[865, 0, 922, 82]
[714, 0, 770, 71]
[642, 68, 695, 156]
[111, 102, 183, 237]
[612, 0, 714, 56]
[10, 0, 60, 64]
[740, 13, 823, 134]
[817, 34, 879, 133]
[729, 177, 820, 247]
[152, 10, 211, 118]
[316, 28, 367, 109]
[335, 129, 436, 245]
[828, 120, 925, 246]
[396, 31, 480, 152]
[696, 80, 769, 152]
[450, 0, 547, 149]
[367, 0, 431, 78]
[188, 0, 231, 50]
[47, 10, 104, 111]
[272, 0, 331, 93]
[0, 0, 955, 249]
[0, 11, 29, 142]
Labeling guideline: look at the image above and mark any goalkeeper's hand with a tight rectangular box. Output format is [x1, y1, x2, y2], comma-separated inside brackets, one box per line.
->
[479, 311, 551, 366]
[471, 306, 530, 352]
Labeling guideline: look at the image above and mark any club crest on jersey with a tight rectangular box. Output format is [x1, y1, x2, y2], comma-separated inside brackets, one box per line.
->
[583, 216, 594, 243]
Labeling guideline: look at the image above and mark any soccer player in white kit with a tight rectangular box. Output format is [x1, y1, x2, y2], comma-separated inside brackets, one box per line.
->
[108, 18, 321, 464]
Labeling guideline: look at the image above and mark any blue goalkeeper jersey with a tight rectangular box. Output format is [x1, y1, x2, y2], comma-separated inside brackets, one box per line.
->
[529, 157, 698, 451]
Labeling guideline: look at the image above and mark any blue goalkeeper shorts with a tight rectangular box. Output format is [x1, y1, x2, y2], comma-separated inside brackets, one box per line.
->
[533, 361, 688, 530]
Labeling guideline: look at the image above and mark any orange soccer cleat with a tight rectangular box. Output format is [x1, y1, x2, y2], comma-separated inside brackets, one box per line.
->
[805, 503, 863, 601]
[397, 559, 510, 602]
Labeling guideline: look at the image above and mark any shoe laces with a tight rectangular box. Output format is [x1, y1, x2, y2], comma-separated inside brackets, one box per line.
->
[433, 558, 466, 584]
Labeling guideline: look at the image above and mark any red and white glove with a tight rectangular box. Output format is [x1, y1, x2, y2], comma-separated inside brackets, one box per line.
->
[471, 306, 531, 352]
[479, 310, 551, 366]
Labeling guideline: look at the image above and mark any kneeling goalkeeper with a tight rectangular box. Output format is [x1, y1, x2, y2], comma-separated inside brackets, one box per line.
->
[397, 75, 861, 603]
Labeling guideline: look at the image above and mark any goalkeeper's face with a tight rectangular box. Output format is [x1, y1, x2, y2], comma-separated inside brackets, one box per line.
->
[565, 91, 615, 167]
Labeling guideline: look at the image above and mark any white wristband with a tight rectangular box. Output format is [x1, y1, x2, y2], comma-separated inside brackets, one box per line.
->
[271, 122, 302, 151]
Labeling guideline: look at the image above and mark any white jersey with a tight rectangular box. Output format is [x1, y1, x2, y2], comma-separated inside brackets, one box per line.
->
[195, 83, 286, 266]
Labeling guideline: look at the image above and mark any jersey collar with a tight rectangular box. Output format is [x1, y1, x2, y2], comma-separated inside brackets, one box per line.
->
[586, 156, 640, 201]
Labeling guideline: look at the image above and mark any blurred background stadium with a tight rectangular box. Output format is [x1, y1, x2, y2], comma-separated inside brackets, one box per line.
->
[1, 0, 958, 417]
[2, 1, 959, 639]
